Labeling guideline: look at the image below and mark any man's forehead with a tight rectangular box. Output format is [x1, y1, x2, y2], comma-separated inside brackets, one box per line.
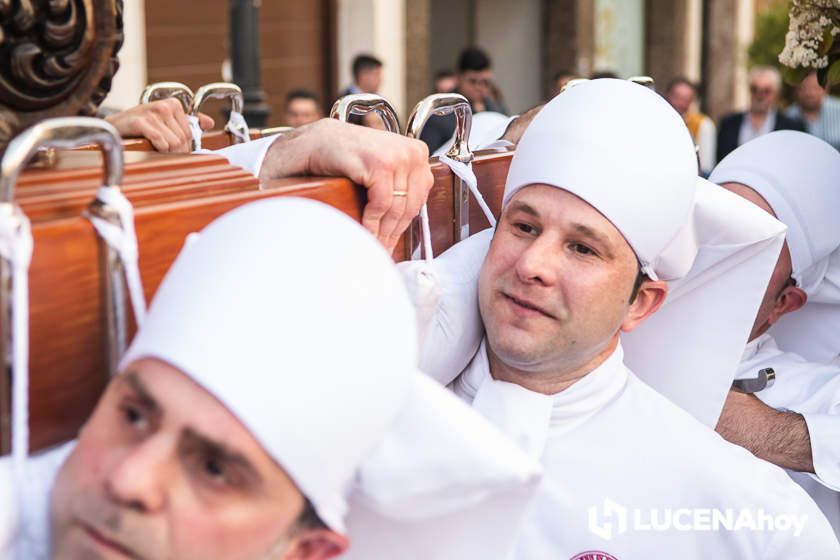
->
[508, 184, 635, 254]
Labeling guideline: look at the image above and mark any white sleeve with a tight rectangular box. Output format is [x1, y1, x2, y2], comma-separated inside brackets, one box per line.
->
[199, 134, 281, 178]
[698, 117, 717, 175]
[803, 413, 840, 490]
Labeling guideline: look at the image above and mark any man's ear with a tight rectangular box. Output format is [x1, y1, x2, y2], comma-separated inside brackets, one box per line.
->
[767, 285, 807, 327]
[620, 280, 668, 333]
[282, 528, 348, 560]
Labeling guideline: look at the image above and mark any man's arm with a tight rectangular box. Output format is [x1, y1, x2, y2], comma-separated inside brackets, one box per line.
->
[104, 99, 214, 153]
[257, 118, 434, 252]
[716, 389, 815, 473]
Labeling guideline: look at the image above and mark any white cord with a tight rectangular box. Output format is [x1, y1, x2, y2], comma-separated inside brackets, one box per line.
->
[86, 187, 147, 329]
[438, 155, 497, 227]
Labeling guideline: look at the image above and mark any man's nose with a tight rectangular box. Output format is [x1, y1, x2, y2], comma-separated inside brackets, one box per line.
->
[514, 235, 558, 286]
[104, 435, 174, 513]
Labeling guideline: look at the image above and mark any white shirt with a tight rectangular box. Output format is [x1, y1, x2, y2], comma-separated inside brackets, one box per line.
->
[739, 333, 840, 534]
[452, 339, 839, 558]
[738, 110, 777, 147]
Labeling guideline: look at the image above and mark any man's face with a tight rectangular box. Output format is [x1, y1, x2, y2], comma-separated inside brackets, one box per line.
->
[720, 182, 805, 342]
[50, 359, 321, 560]
[666, 82, 695, 117]
[458, 70, 489, 104]
[284, 98, 321, 128]
[797, 72, 825, 112]
[478, 185, 648, 375]
[749, 74, 779, 113]
[357, 67, 382, 94]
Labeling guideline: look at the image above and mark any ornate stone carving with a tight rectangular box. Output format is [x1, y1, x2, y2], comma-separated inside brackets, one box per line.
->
[0, 0, 123, 150]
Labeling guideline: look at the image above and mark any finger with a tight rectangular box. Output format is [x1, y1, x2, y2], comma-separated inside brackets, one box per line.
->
[172, 110, 193, 150]
[198, 112, 215, 131]
[141, 115, 181, 153]
[391, 162, 433, 249]
[380, 166, 411, 249]
[360, 173, 393, 240]
[161, 112, 191, 153]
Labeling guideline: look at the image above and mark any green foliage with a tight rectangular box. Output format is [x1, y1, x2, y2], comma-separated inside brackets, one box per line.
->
[748, 1, 792, 70]
[827, 59, 840, 86]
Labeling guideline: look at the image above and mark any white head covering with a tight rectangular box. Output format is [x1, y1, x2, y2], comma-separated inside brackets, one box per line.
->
[404, 79, 784, 427]
[504, 79, 786, 426]
[121, 198, 540, 557]
[709, 130, 840, 363]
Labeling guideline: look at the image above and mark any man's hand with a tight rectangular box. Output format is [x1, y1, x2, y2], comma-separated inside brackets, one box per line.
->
[104, 100, 215, 153]
[716, 389, 815, 473]
[258, 118, 434, 252]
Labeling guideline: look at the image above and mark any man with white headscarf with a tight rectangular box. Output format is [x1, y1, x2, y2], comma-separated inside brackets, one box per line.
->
[710, 131, 840, 534]
[0, 198, 541, 559]
[401, 79, 839, 558]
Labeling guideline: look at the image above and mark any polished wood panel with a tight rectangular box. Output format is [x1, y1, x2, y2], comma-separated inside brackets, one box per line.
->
[1, 150, 514, 453]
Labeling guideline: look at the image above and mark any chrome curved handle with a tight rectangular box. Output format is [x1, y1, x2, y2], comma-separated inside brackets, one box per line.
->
[140, 81, 195, 113]
[1, 117, 123, 202]
[191, 82, 245, 116]
[330, 94, 401, 134]
[190, 82, 248, 147]
[406, 93, 473, 164]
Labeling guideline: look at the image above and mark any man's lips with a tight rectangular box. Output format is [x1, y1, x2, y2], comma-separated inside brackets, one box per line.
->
[502, 292, 556, 319]
[84, 524, 139, 559]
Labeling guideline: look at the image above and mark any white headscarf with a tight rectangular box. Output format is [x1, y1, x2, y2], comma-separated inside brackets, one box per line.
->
[121, 198, 540, 558]
[709, 130, 840, 363]
[406, 79, 786, 427]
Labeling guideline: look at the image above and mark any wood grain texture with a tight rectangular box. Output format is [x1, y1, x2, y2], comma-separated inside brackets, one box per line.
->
[0, 150, 514, 453]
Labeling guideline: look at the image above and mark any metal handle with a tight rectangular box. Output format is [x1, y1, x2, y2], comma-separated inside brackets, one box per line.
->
[732, 368, 776, 394]
[406, 93, 473, 164]
[140, 81, 195, 113]
[191, 82, 249, 147]
[0, 117, 129, 377]
[330, 94, 401, 134]
[405, 94, 476, 254]
[1, 117, 123, 202]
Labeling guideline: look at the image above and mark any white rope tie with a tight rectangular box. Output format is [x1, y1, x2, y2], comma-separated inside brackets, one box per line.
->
[86, 187, 147, 330]
[0, 207, 33, 498]
[226, 111, 250, 144]
[188, 115, 203, 151]
[438, 155, 497, 226]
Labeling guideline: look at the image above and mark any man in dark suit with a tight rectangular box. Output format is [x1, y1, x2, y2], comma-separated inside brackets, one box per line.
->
[717, 66, 806, 162]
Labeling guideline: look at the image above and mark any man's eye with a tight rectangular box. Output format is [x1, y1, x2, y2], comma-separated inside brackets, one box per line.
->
[514, 222, 537, 235]
[572, 243, 596, 256]
[204, 458, 226, 480]
[122, 405, 146, 428]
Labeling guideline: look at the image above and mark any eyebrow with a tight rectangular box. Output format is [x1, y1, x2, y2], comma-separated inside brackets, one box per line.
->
[123, 371, 161, 414]
[570, 222, 616, 259]
[506, 200, 540, 218]
[181, 427, 263, 486]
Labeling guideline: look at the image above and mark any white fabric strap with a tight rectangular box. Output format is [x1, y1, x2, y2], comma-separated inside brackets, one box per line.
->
[438, 155, 497, 227]
[188, 115, 203, 150]
[226, 111, 250, 144]
[418, 204, 433, 263]
[0, 209, 33, 490]
[87, 187, 147, 329]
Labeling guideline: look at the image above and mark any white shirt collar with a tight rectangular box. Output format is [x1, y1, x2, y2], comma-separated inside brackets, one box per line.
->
[454, 339, 628, 457]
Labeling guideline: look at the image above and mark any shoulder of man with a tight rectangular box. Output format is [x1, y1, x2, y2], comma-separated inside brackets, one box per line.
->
[775, 111, 807, 132]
